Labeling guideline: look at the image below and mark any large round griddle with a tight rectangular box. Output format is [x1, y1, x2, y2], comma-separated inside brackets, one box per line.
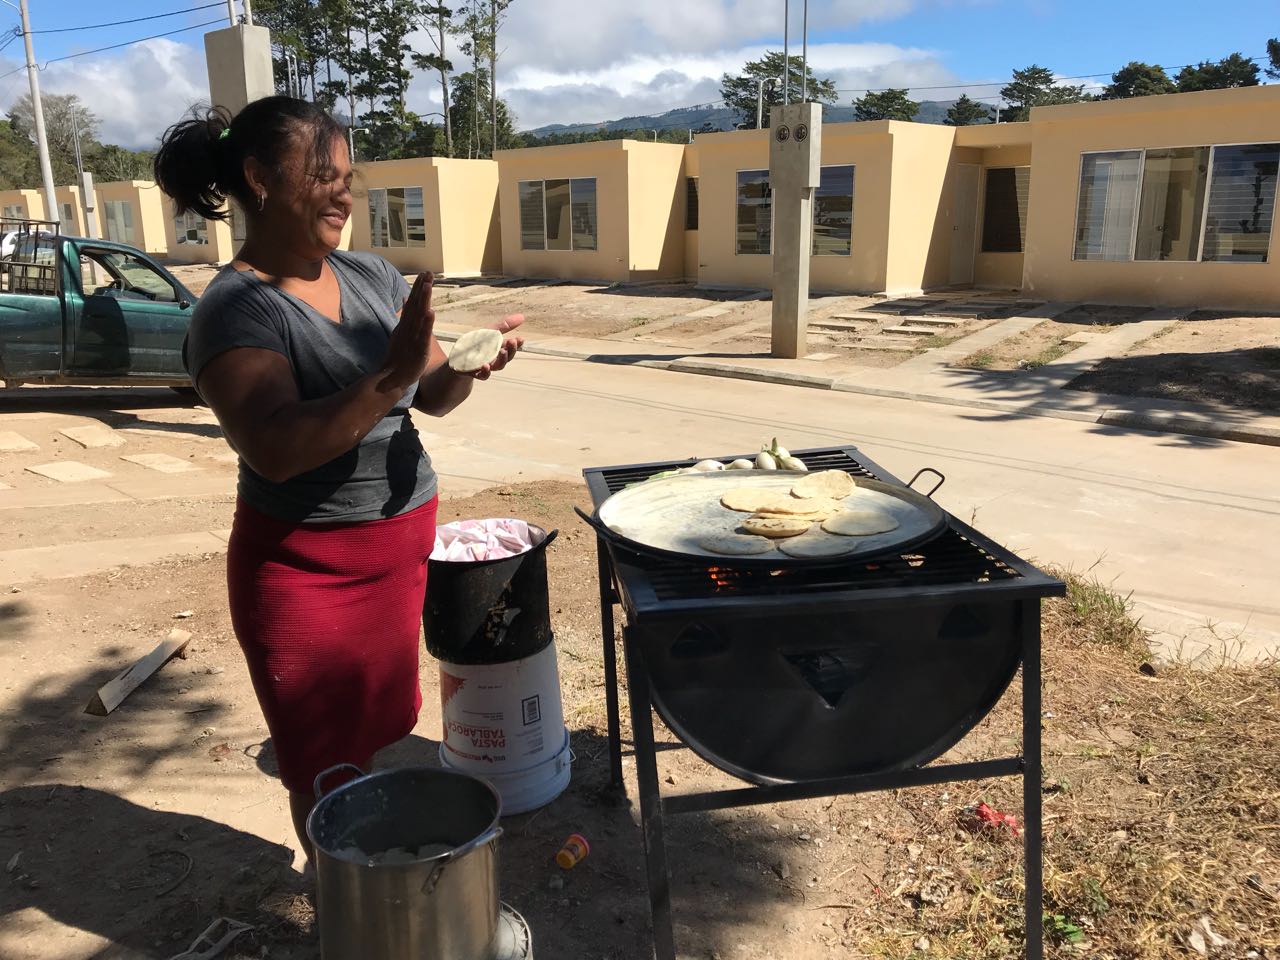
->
[588, 470, 948, 568]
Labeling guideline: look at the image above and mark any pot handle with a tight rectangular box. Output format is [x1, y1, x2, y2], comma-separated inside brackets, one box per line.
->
[313, 763, 368, 800]
[420, 824, 504, 896]
[907, 468, 946, 499]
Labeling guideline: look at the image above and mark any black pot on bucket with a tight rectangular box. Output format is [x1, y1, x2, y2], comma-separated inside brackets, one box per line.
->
[424, 521, 558, 665]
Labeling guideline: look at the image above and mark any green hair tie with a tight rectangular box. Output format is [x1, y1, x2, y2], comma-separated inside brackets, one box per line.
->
[218, 128, 231, 140]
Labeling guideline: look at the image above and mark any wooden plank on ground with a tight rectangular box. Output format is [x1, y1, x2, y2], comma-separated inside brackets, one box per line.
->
[85, 629, 191, 716]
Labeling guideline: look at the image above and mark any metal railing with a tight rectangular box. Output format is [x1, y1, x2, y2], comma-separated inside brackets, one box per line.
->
[0, 217, 60, 296]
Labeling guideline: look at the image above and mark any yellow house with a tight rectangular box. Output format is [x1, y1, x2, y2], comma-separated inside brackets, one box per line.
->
[53, 185, 88, 236]
[495, 139, 686, 283]
[350, 157, 500, 276]
[1019, 86, 1280, 309]
[92, 181, 169, 255]
[0, 189, 46, 224]
[161, 199, 237, 265]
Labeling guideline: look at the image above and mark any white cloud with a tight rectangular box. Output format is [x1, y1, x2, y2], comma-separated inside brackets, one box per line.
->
[2, 39, 207, 150]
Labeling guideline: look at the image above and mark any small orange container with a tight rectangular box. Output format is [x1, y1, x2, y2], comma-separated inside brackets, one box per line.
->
[555, 833, 590, 869]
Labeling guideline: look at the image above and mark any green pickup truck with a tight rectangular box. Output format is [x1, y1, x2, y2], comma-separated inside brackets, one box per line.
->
[0, 227, 198, 389]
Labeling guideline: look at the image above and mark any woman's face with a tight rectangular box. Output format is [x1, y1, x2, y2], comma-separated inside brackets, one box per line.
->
[268, 131, 353, 258]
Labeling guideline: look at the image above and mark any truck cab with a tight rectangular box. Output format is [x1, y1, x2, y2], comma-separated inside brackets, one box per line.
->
[0, 221, 198, 388]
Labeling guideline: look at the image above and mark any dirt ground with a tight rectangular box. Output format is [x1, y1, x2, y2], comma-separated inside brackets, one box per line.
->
[1067, 317, 1280, 414]
[3, 480, 1278, 960]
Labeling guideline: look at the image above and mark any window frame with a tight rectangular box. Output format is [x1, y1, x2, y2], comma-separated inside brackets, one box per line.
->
[812, 163, 855, 257]
[735, 167, 773, 256]
[1072, 142, 1279, 265]
[518, 177, 598, 252]
[367, 186, 426, 250]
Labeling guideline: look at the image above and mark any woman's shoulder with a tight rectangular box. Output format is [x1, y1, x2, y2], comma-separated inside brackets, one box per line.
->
[190, 266, 284, 331]
[331, 250, 399, 285]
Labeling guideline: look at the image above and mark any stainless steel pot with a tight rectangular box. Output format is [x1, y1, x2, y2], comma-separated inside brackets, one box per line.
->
[307, 764, 503, 960]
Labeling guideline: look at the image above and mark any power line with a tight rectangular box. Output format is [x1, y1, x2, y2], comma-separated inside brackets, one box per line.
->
[31, 2, 225, 35]
[42, 18, 225, 66]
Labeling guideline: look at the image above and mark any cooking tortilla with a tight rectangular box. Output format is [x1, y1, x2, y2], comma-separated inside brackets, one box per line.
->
[777, 532, 865, 558]
[741, 516, 812, 538]
[822, 510, 900, 537]
[695, 532, 776, 555]
[792, 470, 857, 500]
[447, 328, 504, 373]
[755, 496, 842, 520]
[720, 489, 785, 513]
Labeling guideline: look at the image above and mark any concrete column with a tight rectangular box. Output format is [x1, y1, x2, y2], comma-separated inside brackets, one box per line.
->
[768, 101, 822, 359]
[204, 23, 274, 116]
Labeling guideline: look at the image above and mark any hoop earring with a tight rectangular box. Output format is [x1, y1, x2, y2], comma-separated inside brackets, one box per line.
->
[257, 193, 266, 212]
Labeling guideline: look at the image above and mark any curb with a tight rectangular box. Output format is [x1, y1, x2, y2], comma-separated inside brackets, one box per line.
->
[436, 332, 1278, 448]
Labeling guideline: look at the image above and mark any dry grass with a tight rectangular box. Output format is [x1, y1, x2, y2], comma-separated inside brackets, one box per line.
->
[857, 571, 1280, 959]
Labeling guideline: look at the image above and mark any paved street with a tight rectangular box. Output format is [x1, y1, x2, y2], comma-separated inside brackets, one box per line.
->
[3, 355, 1277, 660]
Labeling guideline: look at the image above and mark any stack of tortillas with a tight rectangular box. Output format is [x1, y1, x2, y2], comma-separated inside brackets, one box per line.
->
[696, 470, 900, 558]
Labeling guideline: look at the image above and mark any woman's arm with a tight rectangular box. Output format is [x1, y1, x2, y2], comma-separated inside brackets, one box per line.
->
[413, 313, 525, 418]
[197, 274, 437, 483]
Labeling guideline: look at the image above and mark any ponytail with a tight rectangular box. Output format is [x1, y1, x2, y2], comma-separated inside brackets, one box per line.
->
[154, 96, 344, 222]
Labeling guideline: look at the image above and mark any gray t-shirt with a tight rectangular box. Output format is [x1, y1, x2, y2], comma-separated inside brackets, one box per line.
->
[184, 250, 437, 524]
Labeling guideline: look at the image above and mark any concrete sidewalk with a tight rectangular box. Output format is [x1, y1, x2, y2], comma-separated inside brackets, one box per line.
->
[433, 316, 1280, 448]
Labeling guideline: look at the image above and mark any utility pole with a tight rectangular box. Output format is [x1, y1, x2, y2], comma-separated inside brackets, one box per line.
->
[348, 126, 366, 163]
[14, 0, 59, 228]
[782, 0, 790, 106]
[225, 0, 236, 26]
[800, 0, 809, 102]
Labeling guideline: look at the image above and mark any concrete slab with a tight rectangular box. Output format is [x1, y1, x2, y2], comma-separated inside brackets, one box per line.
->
[902, 317, 963, 328]
[59, 424, 125, 449]
[0, 484, 134, 511]
[104, 472, 236, 501]
[685, 304, 733, 319]
[0, 481, 9, 490]
[0, 531, 230, 584]
[805, 352, 837, 361]
[121, 453, 202, 474]
[812, 318, 876, 332]
[882, 326, 938, 337]
[25, 461, 113, 483]
[0, 431, 39, 453]
[894, 315, 1045, 372]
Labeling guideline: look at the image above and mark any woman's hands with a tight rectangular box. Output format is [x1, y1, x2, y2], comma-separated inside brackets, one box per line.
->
[469, 313, 525, 381]
[381, 272, 437, 392]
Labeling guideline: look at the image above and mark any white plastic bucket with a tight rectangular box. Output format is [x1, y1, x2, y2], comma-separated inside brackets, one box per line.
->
[438, 643, 571, 815]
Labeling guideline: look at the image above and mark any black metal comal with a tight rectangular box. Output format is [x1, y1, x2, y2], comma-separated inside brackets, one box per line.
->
[583, 445, 1064, 960]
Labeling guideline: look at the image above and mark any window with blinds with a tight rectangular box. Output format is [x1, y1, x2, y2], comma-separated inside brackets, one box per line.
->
[981, 167, 1030, 254]
[813, 165, 855, 256]
[1073, 143, 1278, 263]
[368, 187, 426, 249]
[519, 181, 545, 250]
[102, 200, 136, 245]
[1201, 143, 1279, 263]
[686, 177, 699, 230]
[519, 178, 598, 251]
[736, 169, 771, 255]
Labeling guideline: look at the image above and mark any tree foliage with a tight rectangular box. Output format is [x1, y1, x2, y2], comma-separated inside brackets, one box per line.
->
[999, 64, 1089, 121]
[449, 68, 522, 158]
[1175, 53, 1260, 91]
[1104, 62, 1176, 99]
[944, 94, 993, 126]
[1268, 39, 1280, 81]
[719, 51, 838, 128]
[4, 94, 153, 190]
[853, 88, 919, 122]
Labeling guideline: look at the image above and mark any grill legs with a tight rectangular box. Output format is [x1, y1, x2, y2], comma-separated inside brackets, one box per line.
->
[597, 541, 624, 788]
[1023, 602, 1044, 960]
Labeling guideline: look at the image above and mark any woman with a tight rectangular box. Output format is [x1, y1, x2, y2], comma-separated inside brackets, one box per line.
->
[153, 96, 523, 858]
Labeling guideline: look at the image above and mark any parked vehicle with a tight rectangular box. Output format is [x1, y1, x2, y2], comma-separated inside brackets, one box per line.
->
[0, 224, 198, 389]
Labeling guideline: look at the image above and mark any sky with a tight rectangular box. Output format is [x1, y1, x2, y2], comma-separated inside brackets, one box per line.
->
[0, 0, 1276, 148]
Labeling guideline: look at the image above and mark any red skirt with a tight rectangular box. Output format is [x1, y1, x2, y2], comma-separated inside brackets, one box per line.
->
[226, 496, 439, 793]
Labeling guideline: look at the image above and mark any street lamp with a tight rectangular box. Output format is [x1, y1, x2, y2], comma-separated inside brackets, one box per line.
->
[348, 127, 366, 163]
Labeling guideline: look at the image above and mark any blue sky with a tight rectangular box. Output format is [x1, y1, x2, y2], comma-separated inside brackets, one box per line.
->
[1, 0, 1276, 146]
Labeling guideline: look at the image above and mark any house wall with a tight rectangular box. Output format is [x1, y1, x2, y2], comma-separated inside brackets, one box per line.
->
[434, 159, 501, 276]
[160, 199, 236, 265]
[53, 186, 87, 236]
[94, 181, 168, 254]
[351, 158, 444, 274]
[1022, 86, 1280, 309]
[0, 189, 47, 223]
[496, 141, 632, 283]
[624, 142, 687, 280]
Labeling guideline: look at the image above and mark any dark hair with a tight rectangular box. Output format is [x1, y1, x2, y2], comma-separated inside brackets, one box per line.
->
[153, 96, 344, 222]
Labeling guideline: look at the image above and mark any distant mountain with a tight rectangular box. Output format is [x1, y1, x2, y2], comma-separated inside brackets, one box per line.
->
[522, 99, 992, 137]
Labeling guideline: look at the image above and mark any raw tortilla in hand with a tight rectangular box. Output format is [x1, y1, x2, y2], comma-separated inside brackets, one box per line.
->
[447, 329, 504, 373]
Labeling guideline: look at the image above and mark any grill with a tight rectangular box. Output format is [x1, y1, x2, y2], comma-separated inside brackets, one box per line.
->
[583, 445, 1064, 960]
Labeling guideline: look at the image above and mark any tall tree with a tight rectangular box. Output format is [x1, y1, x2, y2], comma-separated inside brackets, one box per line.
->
[1268, 39, 1280, 80]
[719, 51, 838, 128]
[8, 94, 98, 184]
[0, 119, 37, 191]
[87, 145, 155, 183]
[412, 3, 455, 156]
[487, 0, 514, 159]
[999, 64, 1088, 121]
[448, 68, 520, 159]
[1176, 53, 1261, 91]
[944, 94, 993, 126]
[1104, 62, 1176, 99]
[853, 88, 919, 122]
